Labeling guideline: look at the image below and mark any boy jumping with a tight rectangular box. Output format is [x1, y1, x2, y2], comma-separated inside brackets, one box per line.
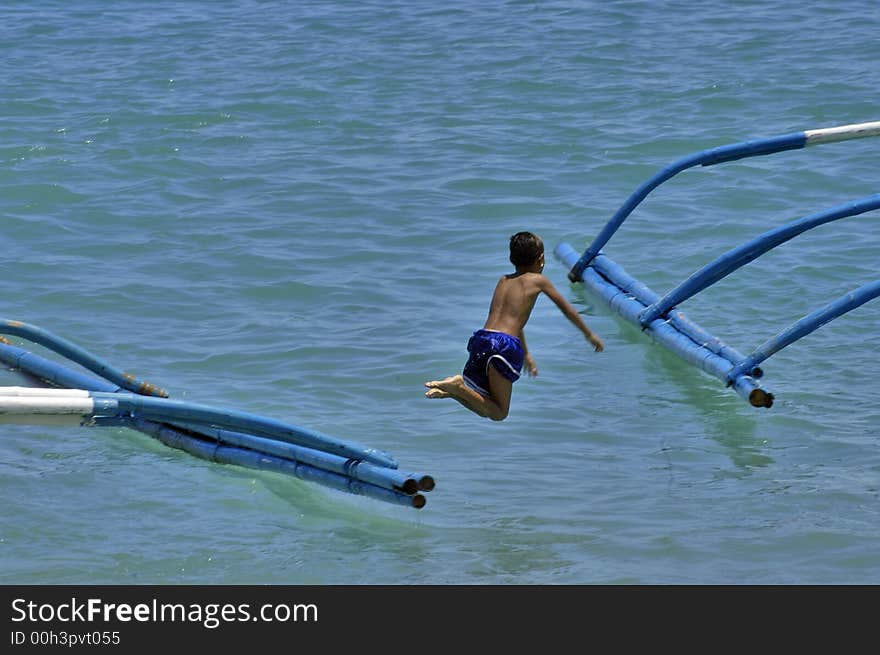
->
[425, 231, 604, 421]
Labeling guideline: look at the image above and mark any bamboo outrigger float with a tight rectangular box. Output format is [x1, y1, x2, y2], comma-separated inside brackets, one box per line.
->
[0, 320, 433, 508]
[556, 121, 880, 408]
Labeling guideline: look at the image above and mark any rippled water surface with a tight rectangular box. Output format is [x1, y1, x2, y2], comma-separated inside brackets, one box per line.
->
[1, 1, 878, 584]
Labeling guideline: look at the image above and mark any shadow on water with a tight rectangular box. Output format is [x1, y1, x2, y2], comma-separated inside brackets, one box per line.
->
[638, 322, 774, 472]
[567, 280, 774, 473]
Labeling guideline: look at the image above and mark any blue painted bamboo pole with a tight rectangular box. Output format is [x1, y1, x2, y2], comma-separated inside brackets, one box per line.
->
[566, 120, 880, 281]
[555, 242, 772, 407]
[0, 341, 121, 393]
[86, 391, 398, 469]
[725, 280, 880, 384]
[590, 253, 751, 368]
[131, 419, 425, 508]
[171, 421, 433, 494]
[0, 319, 168, 397]
[639, 194, 880, 326]
[565, 132, 805, 281]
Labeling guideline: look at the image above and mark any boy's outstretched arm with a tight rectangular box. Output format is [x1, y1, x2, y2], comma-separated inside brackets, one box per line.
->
[518, 329, 538, 377]
[539, 277, 605, 352]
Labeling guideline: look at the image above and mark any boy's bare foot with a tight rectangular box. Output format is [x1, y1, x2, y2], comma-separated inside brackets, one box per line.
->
[424, 375, 464, 398]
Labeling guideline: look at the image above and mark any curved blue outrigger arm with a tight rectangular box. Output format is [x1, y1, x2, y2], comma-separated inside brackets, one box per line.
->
[725, 280, 880, 383]
[638, 194, 880, 326]
[0, 318, 169, 397]
[567, 121, 880, 282]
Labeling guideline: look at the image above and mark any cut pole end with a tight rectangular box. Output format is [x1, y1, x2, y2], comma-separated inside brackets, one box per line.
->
[412, 494, 426, 509]
[749, 388, 774, 408]
[418, 475, 435, 492]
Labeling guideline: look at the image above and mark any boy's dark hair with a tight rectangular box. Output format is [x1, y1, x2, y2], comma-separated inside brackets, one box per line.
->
[509, 231, 544, 267]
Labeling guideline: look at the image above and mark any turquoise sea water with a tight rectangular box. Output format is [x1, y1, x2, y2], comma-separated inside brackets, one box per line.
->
[1, 1, 878, 584]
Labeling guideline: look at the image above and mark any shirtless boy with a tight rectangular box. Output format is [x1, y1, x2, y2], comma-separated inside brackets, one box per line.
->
[425, 231, 604, 421]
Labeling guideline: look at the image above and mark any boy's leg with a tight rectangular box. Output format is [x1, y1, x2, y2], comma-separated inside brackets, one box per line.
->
[424, 373, 510, 421]
[485, 365, 513, 421]
[424, 375, 489, 416]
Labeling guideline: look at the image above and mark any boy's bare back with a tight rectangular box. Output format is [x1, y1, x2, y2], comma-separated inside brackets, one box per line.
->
[483, 271, 604, 353]
[482, 272, 543, 337]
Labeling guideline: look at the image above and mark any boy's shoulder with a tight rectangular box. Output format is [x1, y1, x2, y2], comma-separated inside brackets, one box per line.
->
[522, 271, 551, 286]
[511, 271, 553, 294]
[506, 270, 545, 279]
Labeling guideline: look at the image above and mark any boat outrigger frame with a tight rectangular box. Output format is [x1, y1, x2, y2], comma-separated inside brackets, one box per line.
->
[0, 320, 434, 508]
[556, 121, 880, 408]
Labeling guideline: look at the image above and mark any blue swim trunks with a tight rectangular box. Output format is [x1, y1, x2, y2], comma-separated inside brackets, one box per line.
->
[462, 329, 525, 396]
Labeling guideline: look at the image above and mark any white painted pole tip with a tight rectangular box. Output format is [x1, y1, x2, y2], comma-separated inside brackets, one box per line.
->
[804, 120, 880, 145]
[0, 395, 95, 415]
